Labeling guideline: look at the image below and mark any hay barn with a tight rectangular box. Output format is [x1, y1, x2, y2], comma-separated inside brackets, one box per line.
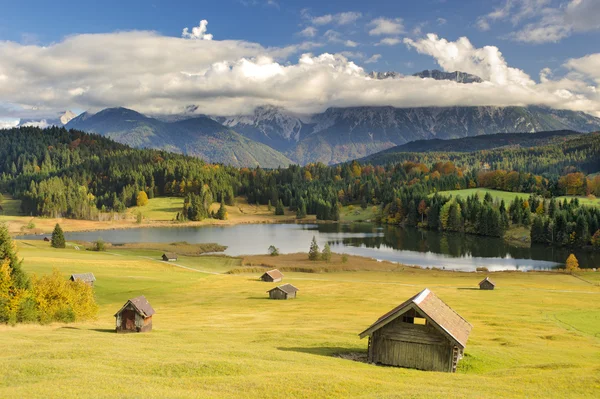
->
[479, 277, 495, 290]
[114, 295, 155, 333]
[260, 269, 283, 282]
[359, 288, 472, 372]
[267, 284, 298, 300]
[70, 273, 96, 287]
[162, 253, 177, 262]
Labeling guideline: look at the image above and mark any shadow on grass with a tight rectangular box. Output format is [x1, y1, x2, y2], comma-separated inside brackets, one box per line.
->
[59, 326, 80, 330]
[247, 296, 272, 300]
[154, 207, 181, 213]
[90, 328, 116, 334]
[278, 347, 368, 363]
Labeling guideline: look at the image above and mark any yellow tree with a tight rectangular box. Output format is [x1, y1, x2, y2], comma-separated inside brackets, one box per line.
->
[136, 191, 149, 207]
[565, 254, 579, 272]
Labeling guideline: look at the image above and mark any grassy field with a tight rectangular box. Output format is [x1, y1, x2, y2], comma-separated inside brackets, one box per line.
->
[435, 188, 600, 208]
[0, 241, 599, 398]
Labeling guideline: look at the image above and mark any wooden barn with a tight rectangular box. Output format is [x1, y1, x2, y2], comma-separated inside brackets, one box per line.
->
[267, 284, 298, 300]
[115, 295, 155, 333]
[479, 277, 495, 290]
[162, 252, 177, 262]
[43, 236, 50, 242]
[70, 273, 96, 287]
[359, 288, 472, 372]
[260, 269, 283, 282]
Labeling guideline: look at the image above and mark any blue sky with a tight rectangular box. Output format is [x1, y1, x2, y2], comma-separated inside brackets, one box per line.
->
[0, 0, 599, 123]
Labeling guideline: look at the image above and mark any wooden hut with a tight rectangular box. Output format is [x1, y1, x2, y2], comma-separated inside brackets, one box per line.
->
[479, 277, 495, 290]
[260, 269, 283, 283]
[43, 236, 50, 242]
[114, 295, 155, 333]
[359, 288, 472, 372]
[267, 284, 298, 300]
[70, 273, 96, 287]
[162, 252, 177, 262]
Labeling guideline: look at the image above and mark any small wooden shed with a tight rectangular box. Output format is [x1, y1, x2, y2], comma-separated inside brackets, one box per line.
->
[260, 269, 283, 283]
[359, 288, 472, 372]
[267, 284, 298, 300]
[162, 252, 177, 262]
[70, 273, 96, 287]
[479, 277, 495, 290]
[115, 295, 155, 333]
[43, 236, 50, 242]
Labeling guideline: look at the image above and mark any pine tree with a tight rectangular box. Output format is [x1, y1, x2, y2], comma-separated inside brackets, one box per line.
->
[321, 243, 332, 262]
[275, 199, 285, 216]
[331, 202, 340, 221]
[216, 200, 227, 220]
[308, 236, 320, 261]
[296, 198, 307, 219]
[51, 224, 66, 249]
[0, 223, 28, 289]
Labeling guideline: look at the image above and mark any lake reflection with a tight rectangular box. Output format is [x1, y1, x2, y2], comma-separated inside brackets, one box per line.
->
[20, 223, 599, 271]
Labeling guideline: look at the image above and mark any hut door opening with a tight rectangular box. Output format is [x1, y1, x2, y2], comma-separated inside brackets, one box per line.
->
[122, 309, 136, 330]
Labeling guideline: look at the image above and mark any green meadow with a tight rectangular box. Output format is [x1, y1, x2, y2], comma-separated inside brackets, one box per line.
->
[0, 240, 599, 398]
[435, 188, 600, 207]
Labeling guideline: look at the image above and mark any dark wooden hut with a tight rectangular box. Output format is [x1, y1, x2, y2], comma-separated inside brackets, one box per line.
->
[70, 273, 96, 287]
[260, 269, 283, 283]
[479, 277, 495, 290]
[162, 252, 177, 262]
[43, 236, 50, 242]
[115, 295, 155, 333]
[267, 284, 298, 300]
[359, 288, 472, 372]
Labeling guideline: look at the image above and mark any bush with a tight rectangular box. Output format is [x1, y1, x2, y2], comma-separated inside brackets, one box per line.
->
[26, 220, 36, 230]
[476, 267, 489, 272]
[268, 245, 280, 256]
[93, 239, 106, 252]
[565, 254, 579, 272]
[341, 254, 349, 264]
[136, 211, 143, 224]
[51, 224, 66, 248]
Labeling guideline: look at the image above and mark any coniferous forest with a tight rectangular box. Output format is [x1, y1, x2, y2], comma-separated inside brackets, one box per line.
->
[1, 127, 599, 250]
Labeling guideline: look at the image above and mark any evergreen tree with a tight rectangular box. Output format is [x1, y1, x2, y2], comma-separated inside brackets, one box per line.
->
[0, 223, 28, 289]
[321, 243, 332, 262]
[531, 216, 545, 243]
[51, 224, 66, 249]
[296, 198, 307, 219]
[308, 236, 320, 261]
[216, 200, 227, 220]
[447, 202, 462, 232]
[331, 202, 340, 221]
[275, 199, 285, 216]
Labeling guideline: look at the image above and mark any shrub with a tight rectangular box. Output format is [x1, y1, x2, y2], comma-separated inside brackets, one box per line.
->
[136, 211, 143, 224]
[268, 245, 280, 256]
[341, 254, 349, 264]
[26, 220, 36, 230]
[51, 224, 66, 248]
[565, 254, 579, 272]
[93, 239, 106, 252]
[476, 267, 489, 272]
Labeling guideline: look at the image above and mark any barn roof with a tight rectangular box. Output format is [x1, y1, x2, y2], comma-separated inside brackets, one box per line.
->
[268, 283, 299, 294]
[479, 277, 495, 286]
[163, 252, 177, 259]
[114, 295, 156, 317]
[358, 289, 472, 348]
[70, 273, 96, 283]
[262, 269, 283, 280]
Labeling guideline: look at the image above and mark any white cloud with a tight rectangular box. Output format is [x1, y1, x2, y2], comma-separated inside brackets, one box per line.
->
[368, 18, 405, 36]
[404, 34, 534, 86]
[324, 30, 359, 47]
[477, 0, 600, 43]
[377, 37, 402, 46]
[0, 118, 19, 129]
[309, 11, 362, 26]
[0, 26, 599, 118]
[437, 18, 447, 26]
[298, 26, 318, 37]
[182, 20, 213, 40]
[21, 120, 50, 129]
[365, 54, 382, 64]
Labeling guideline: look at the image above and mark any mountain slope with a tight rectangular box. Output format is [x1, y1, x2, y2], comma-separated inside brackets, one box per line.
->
[288, 106, 600, 165]
[66, 108, 292, 168]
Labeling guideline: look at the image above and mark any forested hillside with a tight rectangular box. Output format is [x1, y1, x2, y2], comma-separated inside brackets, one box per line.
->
[2, 126, 599, 249]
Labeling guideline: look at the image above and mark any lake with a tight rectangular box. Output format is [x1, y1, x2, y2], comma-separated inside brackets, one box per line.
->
[23, 223, 599, 271]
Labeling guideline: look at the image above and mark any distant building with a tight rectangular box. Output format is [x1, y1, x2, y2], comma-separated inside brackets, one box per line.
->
[479, 277, 495, 290]
[162, 253, 177, 262]
[43, 236, 50, 242]
[115, 295, 155, 333]
[260, 269, 283, 283]
[267, 284, 298, 300]
[359, 288, 472, 372]
[70, 273, 96, 287]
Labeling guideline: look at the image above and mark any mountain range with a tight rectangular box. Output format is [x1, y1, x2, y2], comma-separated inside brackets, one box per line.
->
[57, 70, 600, 167]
